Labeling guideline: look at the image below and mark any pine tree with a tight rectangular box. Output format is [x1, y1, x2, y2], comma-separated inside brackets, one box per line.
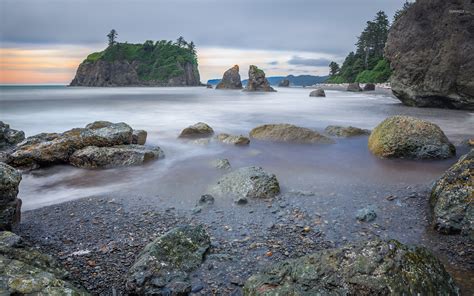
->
[107, 29, 118, 47]
[329, 62, 340, 77]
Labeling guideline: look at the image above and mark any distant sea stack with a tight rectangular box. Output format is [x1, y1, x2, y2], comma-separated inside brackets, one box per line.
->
[216, 65, 243, 89]
[385, 0, 474, 110]
[70, 39, 201, 87]
[244, 65, 276, 92]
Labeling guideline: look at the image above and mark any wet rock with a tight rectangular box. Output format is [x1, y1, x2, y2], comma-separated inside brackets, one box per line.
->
[244, 239, 459, 295]
[178, 122, 214, 139]
[368, 115, 455, 159]
[213, 159, 231, 170]
[356, 207, 377, 222]
[385, 0, 474, 110]
[347, 83, 362, 92]
[278, 79, 290, 87]
[216, 65, 243, 89]
[0, 231, 89, 295]
[363, 83, 376, 91]
[244, 65, 276, 92]
[0, 163, 22, 231]
[431, 149, 473, 239]
[85, 120, 113, 129]
[198, 194, 215, 206]
[250, 124, 334, 144]
[126, 225, 210, 295]
[210, 166, 280, 199]
[234, 197, 248, 205]
[8, 122, 133, 169]
[0, 122, 25, 150]
[309, 88, 325, 97]
[69, 144, 164, 169]
[132, 130, 147, 145]
[325, 125, 370, 137]
[216, 133, 250, 146]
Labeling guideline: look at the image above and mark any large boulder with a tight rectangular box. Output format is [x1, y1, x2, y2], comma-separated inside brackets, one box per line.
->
[325, 125, 370, 137]
[363, 83, 376, 91]
[126, 225, 210, 295]
[309, 88, 325, 97]
[368, 116, 455, 159]
[216, 65, 243, 89]
[7, 122, 133, 169]
[278, 79, 290, 87]
[244, 65, 276, 92]
[0, 122, 25, 150]
[0, 231, 89, 295]
[385, 0, 474, 110]
[210, 166, 280, 199]
[69, 145, 164, 169]
[347, 83, 362, 92]
[250, 124, 334, 144]
[178, 122, 214, 139]
[0, 163, 22, 231]
[244, 239, 459, 295]
[431, 150, 473, 239]
[216, 133, 250, 146]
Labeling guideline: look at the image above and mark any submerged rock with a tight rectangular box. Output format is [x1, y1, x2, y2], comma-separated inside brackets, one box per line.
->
[347, 82, 362, 92]
[0, 163, 22, 231]
[325, 125, 370, 137]
[431, 150, 473, 239]
[368, 115, 455, 159]
[385, 0, 474, 110]
[244, 65, 276, 92]
[69, 145, 164, 169]
[212, 158, 231, 170]
[244, 239, 459, 295]
[216, 133, 250, 146]
[197, 194, 215, 206]
[309, 88, 325, 97]
[132, 129, 147, 145]
[126, 225, 210, 295]
[210, 166, 280, 199]
[250, 124, 334, 144]
[356, 207, 377, 222]
[216, 65, 243, 89]
[178, 122, 214, 139]
[278, 79, 290, 87]
[0, 122, 25, 150]
[0, 231, 89, 295]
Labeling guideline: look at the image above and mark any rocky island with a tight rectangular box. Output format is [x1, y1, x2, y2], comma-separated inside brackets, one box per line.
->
[70, 36, 201, 87]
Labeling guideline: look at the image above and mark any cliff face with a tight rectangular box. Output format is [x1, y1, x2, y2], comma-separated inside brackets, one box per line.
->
[385, 0, 474, 110]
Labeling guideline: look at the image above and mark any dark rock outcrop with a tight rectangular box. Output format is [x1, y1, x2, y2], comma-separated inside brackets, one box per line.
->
[431, 149, 473, 239]
[363, 83, 376, 91]
[309, 88, 325, 97]
[0, 122, 25, 150]
[278, 79, 290, 87]
[244, 65, 276, 92]
[368, 115, 455, 159]
[244, 239, 459, 295]
[178, 122, 214, 139]
[126, 225, 210, 295]
[250, 124, 334, 144]
[0, 163, 21, 231]
[216, 133, 250, 146]
[216, 65, 243, 89]
[347, 83, 362, 92]
[325, 125, 370, 137]
[385, 0, 474, 110]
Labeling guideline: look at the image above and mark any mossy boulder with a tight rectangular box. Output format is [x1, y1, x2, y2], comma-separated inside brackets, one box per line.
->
[0, 231, 89, 295]
[126, 225, 210, 295]
[325, 125, 370, 137]
[216, 133, 250, 146]
[431, 149, 473, 238]
[178, 122, 214, 139]
[243, 239, 459, 295]
[368, 116, 455, 159]
[250, 124, 334, 144]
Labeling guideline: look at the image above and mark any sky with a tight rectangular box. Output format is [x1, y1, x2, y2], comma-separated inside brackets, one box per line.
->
[0, 0, 407, 84]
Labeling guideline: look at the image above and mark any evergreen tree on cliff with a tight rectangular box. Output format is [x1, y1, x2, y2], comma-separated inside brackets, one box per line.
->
[107, 29, 118, 47]
[329, 62, 340, 77]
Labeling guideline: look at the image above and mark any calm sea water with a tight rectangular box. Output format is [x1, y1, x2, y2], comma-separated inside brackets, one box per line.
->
[0, 85, 472, 210]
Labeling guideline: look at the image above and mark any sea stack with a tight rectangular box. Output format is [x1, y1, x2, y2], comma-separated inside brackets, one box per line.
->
[216, 65, 243, 89]
[244, 65, 276, 92]
[385, 0, 474, 110]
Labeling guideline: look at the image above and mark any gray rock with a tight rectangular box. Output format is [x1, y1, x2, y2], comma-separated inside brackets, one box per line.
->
[356, 207, 377, 222]
[368, 115, 455, 159]
[244, 65, 276, 92]
[197, 194, 215, 206]
[178, 122, 214, 139]
[126, 225, 210, 295]
[216, 133, 250, 146]
[278, 79, 290, 87]
[385, 0, 474, 110]
[216, 65, 243, 89]
[244, 239, 459, 295]
[0, 121, 25, 149]
[0, 163, 22, 231]
[325, 125, 370, 137]
[212, 159, 231, 170]
[250, 124, 334, 144]
[309, 88, 325, 97]
[132, 129, 147, 145]
[347, 83, 362, 92]
[431, 149, 473, 239]
[0, 231, 21, 248]
[234, 196, 248, 205]
[363, 83, 376, 91]
[69, 144, 164, 169]
[210, 166, 280, 199]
